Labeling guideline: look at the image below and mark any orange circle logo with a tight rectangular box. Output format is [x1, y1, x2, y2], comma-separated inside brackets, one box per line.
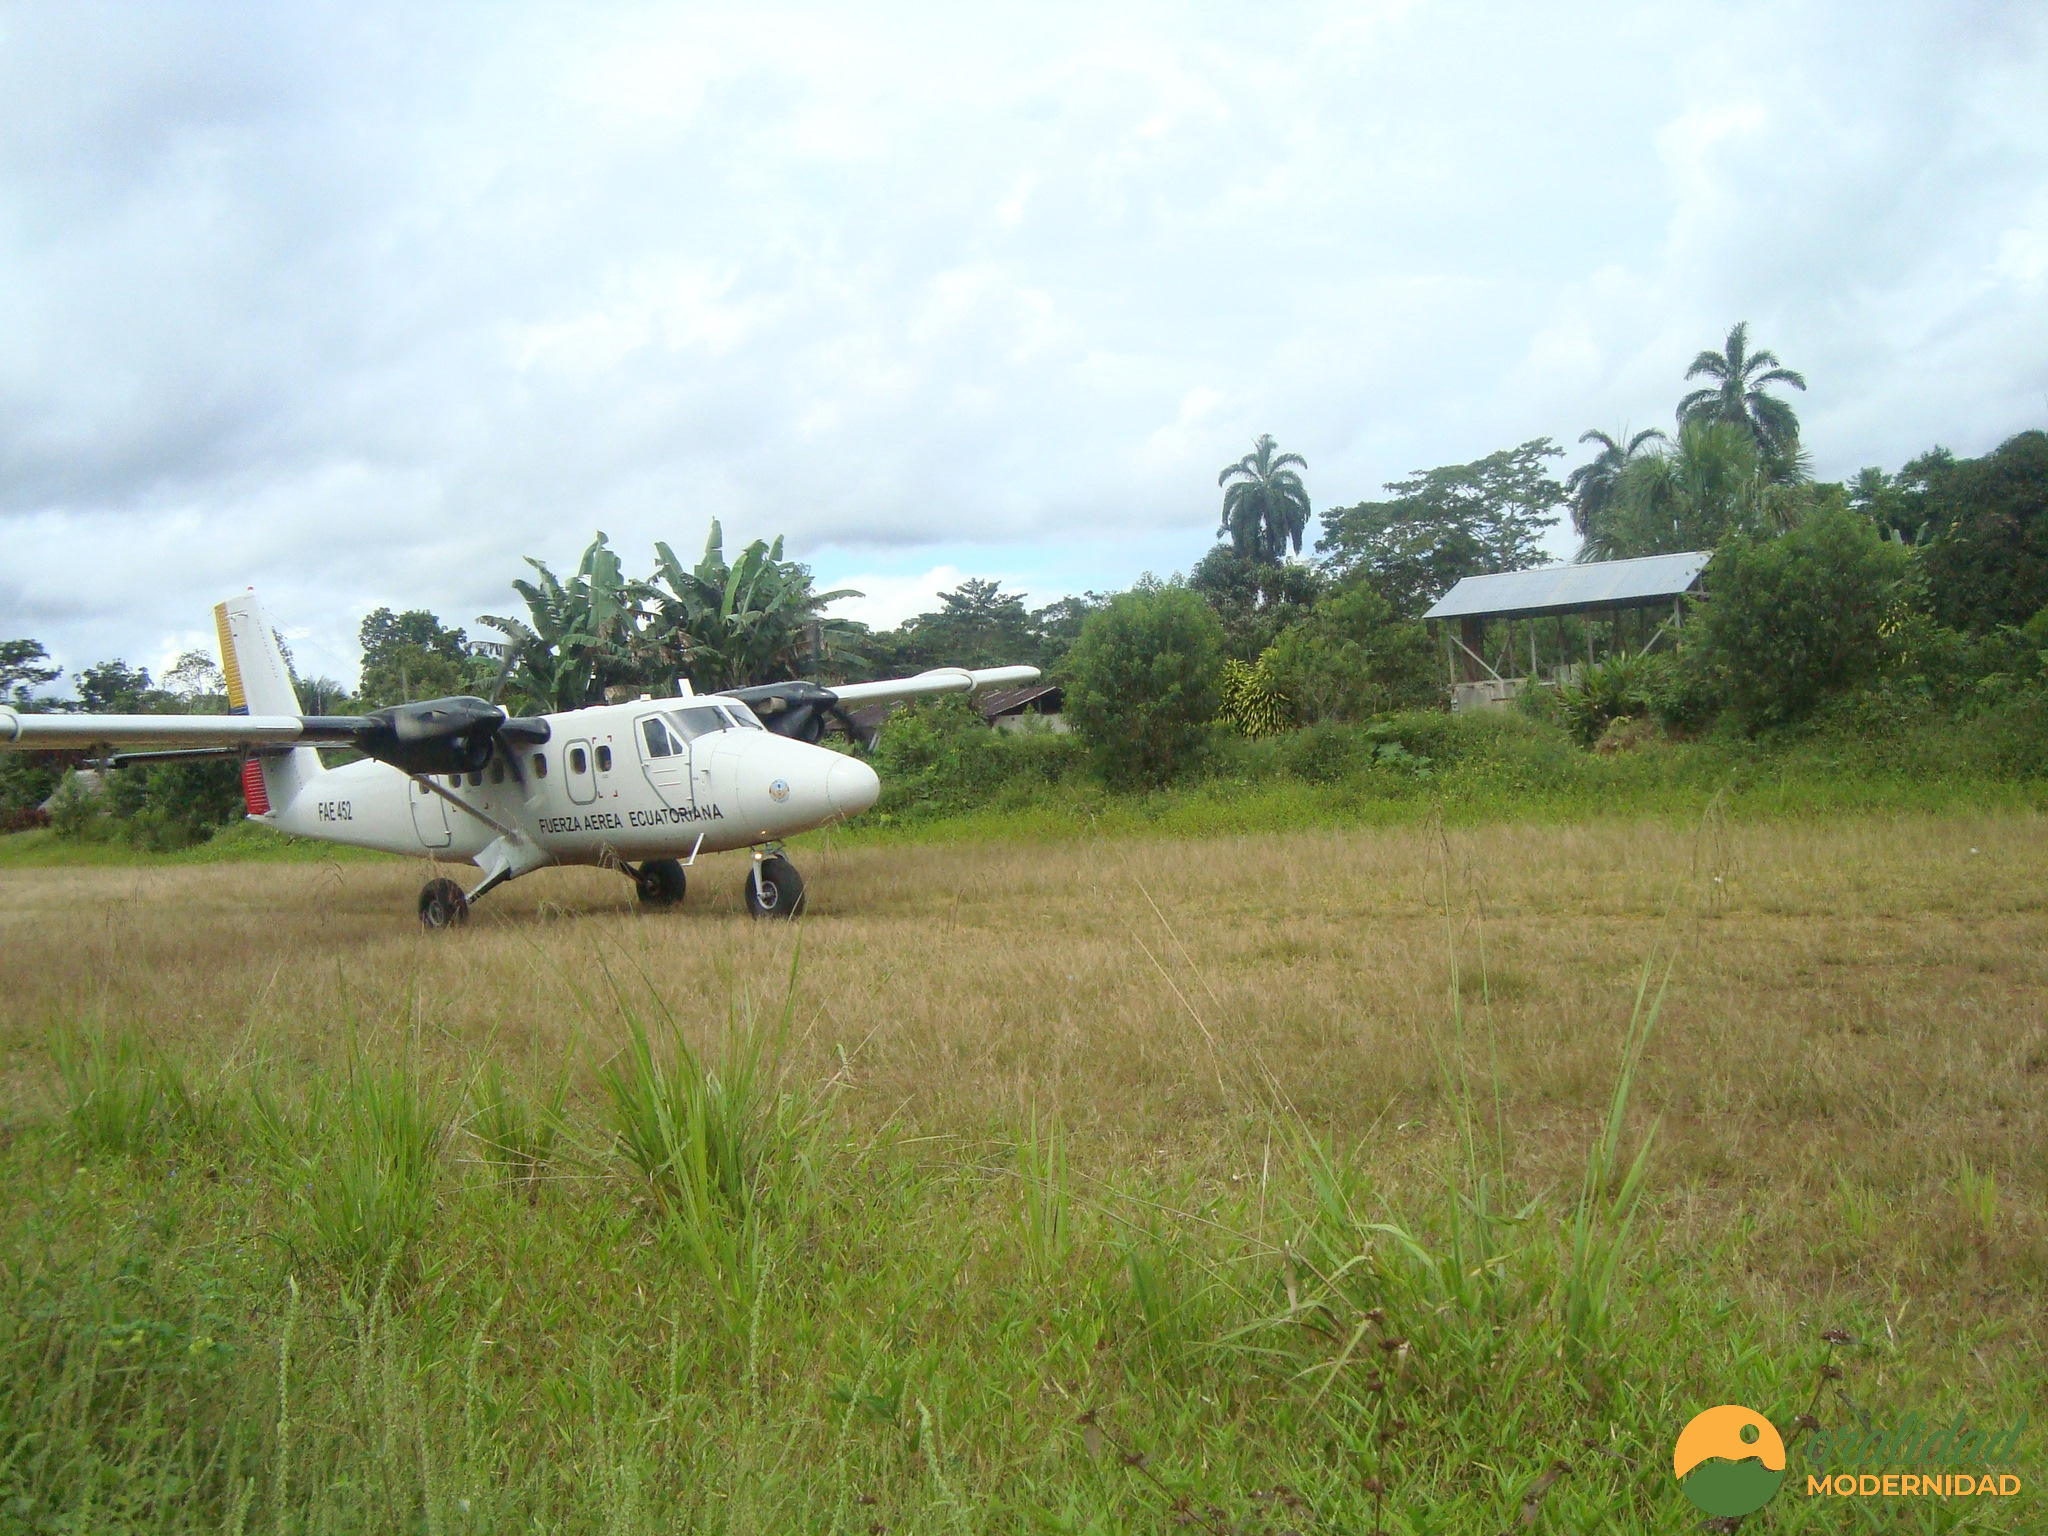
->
[1674, 1405, 1786, 1518]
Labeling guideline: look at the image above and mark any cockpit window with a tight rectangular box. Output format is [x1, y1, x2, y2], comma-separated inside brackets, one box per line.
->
[666, 705, 725, 743]
[640, 717, 672, 758]
[722, 700, 767, 730]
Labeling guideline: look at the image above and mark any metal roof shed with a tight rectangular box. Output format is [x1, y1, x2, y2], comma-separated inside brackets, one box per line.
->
[1421, 551, 1709, 709]
[1422, 551, 1709, 622]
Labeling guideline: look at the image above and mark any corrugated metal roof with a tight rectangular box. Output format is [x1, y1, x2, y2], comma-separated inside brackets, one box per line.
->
[1422, 551, 1709, 621]
[976, 683, 1062, 717]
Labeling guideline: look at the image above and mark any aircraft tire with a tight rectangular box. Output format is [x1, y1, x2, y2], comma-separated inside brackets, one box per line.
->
[635, 859, 688, 907]
[418, 877, 469, 930]
[744, 855, 805, 919]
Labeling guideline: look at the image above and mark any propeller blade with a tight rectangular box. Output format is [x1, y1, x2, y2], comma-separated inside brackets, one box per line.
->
[827, 705, 871, 753]
[487, 637, 521, 706]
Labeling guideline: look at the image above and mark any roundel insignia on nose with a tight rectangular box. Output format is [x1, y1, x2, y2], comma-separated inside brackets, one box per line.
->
[768, 778, 790, 802]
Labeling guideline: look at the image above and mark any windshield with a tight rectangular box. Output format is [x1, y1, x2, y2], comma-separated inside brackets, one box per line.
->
[720, 699, 768, 730]
[666, 705, 727, 743]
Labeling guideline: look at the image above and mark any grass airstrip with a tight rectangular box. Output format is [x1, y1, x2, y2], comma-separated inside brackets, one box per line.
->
[0, 804, 2042, 1532]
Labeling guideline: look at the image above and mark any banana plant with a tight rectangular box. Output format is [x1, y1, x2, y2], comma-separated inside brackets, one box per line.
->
[479, 532, 643, 712]
[639, 522, 860, 691]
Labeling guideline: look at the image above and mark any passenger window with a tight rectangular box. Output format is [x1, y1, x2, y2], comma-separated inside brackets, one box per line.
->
[569, 747, 588, 774]
[468, 771, 483, 787]
[596, 745, 613, 772]
[667, 705, 724, 743]
[533, 753, 548, 778]
[640, 718, 671, 758]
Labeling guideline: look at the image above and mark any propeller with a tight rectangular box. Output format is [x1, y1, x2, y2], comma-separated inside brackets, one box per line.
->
[486, 636, 521, 707]
[335, 696, 552, 777]
[480, 640, 534, 786]
[725, 681, 870, 751]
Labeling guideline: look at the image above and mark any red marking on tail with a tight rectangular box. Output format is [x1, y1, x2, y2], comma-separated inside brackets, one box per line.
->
[241, 759, 270, 815]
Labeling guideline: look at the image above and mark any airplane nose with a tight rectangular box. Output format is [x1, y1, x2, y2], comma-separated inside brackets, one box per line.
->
[827, 755, 880, 816]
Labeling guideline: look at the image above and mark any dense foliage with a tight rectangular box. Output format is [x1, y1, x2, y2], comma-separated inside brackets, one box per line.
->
[1916, 430, 2048, 634]
[356, 607, 478, 708]
[1259, 582, 1436, 725]
[1064, 585, 1225, 787]
[1186, 547, 1324, 661]
[1688, 510, 1911, 731]
[1316, 438, 1565, 615]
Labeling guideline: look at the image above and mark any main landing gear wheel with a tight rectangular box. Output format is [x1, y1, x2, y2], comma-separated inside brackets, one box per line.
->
[744, 855, 805, 919]
[418, 877, 469, 930]
[633, 858, 688, 907]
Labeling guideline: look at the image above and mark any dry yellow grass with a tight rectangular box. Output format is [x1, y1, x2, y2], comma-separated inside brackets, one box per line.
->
[3, 811, 2044, 1530]
[4, 811, 2044, 1334]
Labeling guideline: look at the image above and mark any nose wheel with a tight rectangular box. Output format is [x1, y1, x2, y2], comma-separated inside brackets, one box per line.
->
[744, 853, 805, 918]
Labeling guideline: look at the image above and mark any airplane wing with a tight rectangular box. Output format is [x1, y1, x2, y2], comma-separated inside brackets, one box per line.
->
[0, 708, 361, 750]
[825, 665, 1041, 706]
[724, 665, 1043, 744]
[1, 698, 551, 778]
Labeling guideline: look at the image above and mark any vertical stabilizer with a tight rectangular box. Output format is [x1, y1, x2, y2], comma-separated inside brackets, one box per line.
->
[214, 591, 321, 814]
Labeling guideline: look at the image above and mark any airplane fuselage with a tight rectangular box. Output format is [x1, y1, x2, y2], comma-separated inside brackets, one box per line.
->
[260, 693, 880, 870]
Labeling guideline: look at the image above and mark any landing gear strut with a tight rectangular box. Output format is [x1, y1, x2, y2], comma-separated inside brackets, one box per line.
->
[418, 877, 469, 929]
[630, 858, 688, 907]
[744, 851, 805, 919]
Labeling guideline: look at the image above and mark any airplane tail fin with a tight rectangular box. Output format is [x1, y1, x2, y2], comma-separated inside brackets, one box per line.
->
[214, 591, 321, 815]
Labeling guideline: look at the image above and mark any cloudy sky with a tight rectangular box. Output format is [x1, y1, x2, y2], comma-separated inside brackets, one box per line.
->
[3, 1, 2044, 687]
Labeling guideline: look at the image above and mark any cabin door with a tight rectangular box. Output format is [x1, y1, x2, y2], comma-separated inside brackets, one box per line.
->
[564, 740, 598, 806]
[409, 778, 451, 848]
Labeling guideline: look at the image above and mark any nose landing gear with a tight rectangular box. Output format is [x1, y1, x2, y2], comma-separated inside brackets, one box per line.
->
[744, 851, 805, 918]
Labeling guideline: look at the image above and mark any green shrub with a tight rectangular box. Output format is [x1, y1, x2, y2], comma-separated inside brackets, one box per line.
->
[1554, 653, 1658, 745]
[1276, 721, 1368, 783]
[45, 761, 242, 850]
[1065, 585, 1225, 788]
[1693, 509, 1912, 732]
[869, 698, 1087, 821]
[45, 771, 110, 840]
[1259, 583, 1437, 725]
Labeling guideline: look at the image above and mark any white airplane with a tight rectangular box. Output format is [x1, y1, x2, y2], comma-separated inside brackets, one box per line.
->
[0, 592, 1038, 926]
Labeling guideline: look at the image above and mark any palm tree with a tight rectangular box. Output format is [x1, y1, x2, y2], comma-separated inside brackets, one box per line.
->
[1676, 321, 1807, 478]
[1565, 425, 1667, 540]
[1581, 419, 1775, 561]
[1217, 434, 1311, 563]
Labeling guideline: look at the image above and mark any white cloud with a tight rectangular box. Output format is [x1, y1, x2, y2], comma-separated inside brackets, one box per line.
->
[821, 567, 977, 631]
[1, 1, 2044, 686]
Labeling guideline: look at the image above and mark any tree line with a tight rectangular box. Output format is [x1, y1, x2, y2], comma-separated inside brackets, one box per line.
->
[6, 319, 2046, 828]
